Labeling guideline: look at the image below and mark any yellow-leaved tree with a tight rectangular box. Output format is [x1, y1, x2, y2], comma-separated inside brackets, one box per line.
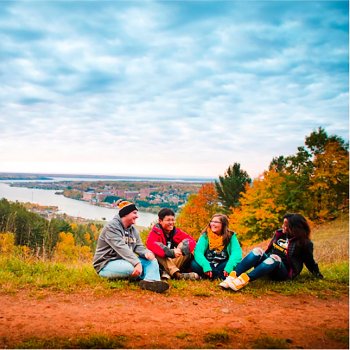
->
[230, 170, 287, 244]
[54, 232, 92, 262]
[309, 141, 349, 220]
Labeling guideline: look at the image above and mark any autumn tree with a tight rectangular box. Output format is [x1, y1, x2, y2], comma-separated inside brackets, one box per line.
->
[230, 170, 287, 243]
[309, 141, 349, 220]
[215, 163, 251, 212]
[269, 127, 349, 220]
[176, 183, 219, 240]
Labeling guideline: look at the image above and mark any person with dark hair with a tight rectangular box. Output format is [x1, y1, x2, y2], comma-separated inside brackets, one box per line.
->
[220, 213, 324, 291]
[93, 199, 169, 293]
[191, 214, 242, 280]
[146, 208, 199, 280]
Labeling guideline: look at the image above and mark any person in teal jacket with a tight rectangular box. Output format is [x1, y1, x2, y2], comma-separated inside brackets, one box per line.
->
[190, 213, 242, 280]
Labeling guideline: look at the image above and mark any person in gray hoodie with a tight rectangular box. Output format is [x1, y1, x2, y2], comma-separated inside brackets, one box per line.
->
[93, 199, 169, 293]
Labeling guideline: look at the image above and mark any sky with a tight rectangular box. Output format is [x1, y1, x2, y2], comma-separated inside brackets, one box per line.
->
[0, 0, 348, 180]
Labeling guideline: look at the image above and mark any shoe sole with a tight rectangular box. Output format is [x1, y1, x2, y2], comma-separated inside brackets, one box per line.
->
[139, 280, 169, 293]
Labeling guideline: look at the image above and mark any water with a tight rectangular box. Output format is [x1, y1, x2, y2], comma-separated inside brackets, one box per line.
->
[0, 182, 157, 227]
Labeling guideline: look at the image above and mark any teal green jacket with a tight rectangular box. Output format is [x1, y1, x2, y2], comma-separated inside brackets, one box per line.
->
[194, 232, 242, 273]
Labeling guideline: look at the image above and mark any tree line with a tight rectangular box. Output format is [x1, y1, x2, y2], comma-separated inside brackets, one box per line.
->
[0, 127, 348, 257]
[0, 199, 102, 260]
[177, 127, 349, 243]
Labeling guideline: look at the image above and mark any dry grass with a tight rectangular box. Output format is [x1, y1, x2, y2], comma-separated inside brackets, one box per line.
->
[312, 213, 349, 264]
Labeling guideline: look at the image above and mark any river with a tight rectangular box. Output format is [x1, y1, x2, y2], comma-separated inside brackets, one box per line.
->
[0, 182, 157, 227]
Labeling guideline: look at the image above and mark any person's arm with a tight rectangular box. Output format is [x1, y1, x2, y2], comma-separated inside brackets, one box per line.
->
[132, 228, 149, 258]
[173, 229, 197, 255]
[224, 234, 243, 273]
[303, 241, 324, 278]
[146, 229, 168, 258]
[193, 234, 211, 273]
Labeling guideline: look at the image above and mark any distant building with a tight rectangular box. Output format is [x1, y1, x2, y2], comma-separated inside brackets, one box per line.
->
[124, 190, 139, 200]
[112, 189, 126, 197]
[140, 188, 152, 200]
[82, 191, 95, 201]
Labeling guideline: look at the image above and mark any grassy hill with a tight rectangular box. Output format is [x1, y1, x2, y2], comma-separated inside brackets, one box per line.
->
[0, 214, 348, 297]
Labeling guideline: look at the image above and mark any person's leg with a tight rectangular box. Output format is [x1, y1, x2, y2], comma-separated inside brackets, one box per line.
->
[211, 261, 228, 280]
[139, 257, 161, 281]
[226, 254, 285, 292]
[234, 247, 268, 276]
[246, 254, 283, 281]
[99, 259, 134, 279]
[138, 258, 169, 293]
[190, 259, 205, 277]
[156, 255, 191, 277]
[268, 255, 289, 281]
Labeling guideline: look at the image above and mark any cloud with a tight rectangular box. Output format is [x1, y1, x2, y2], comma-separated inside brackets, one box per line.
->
[0, 0, 348, 179]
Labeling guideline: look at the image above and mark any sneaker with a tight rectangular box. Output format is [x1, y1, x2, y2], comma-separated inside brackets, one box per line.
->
[161, 271, 171, 280]
[180, 272, 200, 281]
[228, 273, 250, 291]
[219, 271, 237, 289]
[139, 280, 169, 293]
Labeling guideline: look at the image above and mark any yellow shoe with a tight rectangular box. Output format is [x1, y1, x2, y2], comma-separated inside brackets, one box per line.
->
[219, 271, 237, 289]
[228, 273, 250, 291]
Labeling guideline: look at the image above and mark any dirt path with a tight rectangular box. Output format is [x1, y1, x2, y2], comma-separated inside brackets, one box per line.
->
[0, 290, 348, 349]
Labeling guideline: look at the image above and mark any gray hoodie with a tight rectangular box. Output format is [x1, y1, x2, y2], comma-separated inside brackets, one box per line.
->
[93, 214, 149, 273]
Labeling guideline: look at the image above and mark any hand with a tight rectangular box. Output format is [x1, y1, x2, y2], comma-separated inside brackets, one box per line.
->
[204, 271, 213, 279]
[314, 271, 324, 279]
[223, 271, 229, 277]
[173, 247, 183, 257]
[145, 251, 155, 260]
[131, 263, 142, 278]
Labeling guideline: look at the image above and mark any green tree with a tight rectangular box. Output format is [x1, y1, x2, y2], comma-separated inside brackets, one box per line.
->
[215, 163, 251, 212]
[268, 127, 349, 220]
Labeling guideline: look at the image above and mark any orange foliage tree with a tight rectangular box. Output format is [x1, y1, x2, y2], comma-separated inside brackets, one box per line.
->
[309, 141, 349, 220]
[176, 183, 219, 240]
[230, 170, 287, 243]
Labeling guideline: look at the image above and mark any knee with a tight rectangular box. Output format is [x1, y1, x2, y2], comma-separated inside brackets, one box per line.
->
[264, 254, 281, 265]
[252, 247, 264, 256]
[147, 258, 160, 269]
[270, 254, 282, 262]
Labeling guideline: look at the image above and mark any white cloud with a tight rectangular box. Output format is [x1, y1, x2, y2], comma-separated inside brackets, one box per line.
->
[0, 0, 348, 179]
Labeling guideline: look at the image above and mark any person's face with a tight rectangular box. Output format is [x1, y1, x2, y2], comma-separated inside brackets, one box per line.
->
[123, 210, 139, 227]
[282, 218, 290, 234]
[209, 217, 222, 234]
[159, 215, 175, 233]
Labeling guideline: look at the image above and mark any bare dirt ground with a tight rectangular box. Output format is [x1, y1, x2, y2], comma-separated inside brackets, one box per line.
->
[0, 290, 348, 349]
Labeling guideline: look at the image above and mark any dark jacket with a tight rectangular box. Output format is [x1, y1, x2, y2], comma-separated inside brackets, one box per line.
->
[265, 229, 321, 279]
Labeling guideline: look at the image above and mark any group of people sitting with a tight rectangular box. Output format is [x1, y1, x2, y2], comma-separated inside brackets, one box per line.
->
[93, 199, 323, 293]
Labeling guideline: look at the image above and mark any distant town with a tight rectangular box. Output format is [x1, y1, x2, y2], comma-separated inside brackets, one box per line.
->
[1, 173, 210, 214]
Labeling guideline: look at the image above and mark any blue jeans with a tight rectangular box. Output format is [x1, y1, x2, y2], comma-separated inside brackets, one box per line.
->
[235, 248, 288, 281]
[190, 259, 227, 280]
[99, 258, 161, 281]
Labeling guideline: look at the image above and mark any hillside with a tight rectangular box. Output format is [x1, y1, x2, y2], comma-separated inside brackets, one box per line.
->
[0, 215, 348, 349]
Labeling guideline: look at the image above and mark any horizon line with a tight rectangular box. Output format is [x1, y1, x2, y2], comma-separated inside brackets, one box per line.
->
[0, 171, 215, 181]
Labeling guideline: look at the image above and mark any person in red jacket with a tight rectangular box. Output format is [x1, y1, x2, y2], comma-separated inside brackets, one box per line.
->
[146, 208, 199, 280]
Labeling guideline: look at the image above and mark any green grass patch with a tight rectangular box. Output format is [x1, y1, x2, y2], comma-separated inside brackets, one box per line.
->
[204, 330, 230, 346]
[15, 334, 128, 349]
[251, 336, 292, 349]
[175, 332, 191, 340]
[325, 328, 349, 345]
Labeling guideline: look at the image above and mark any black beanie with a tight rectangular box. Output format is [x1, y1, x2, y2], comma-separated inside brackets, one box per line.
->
[117, 200, 138, 218]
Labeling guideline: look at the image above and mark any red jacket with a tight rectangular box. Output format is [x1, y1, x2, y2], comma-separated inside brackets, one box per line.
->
[146, 224, 196, 258]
